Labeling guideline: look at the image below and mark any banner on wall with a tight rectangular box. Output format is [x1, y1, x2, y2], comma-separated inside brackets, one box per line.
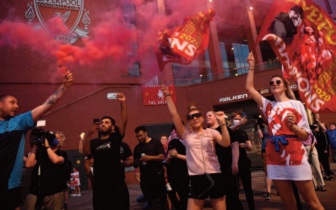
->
[142, 85, 177, 106]
[257, 0, 336, 112]
[157, 9, 215, 70]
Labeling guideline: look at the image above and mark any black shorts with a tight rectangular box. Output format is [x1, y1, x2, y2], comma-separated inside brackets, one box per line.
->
[188, 173, 225, 200]
[0, 187, 21, 210]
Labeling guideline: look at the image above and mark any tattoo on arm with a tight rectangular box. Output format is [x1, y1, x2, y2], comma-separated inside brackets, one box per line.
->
[46, 86, 66, 105]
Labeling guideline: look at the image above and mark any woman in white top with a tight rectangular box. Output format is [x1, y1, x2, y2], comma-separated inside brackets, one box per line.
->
[245, 52, 323, 210]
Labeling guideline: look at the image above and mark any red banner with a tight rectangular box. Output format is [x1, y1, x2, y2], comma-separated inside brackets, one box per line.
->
[257, 0, 336, 112]
[157, 9, 215, 70]
[142, 85, 176, 106]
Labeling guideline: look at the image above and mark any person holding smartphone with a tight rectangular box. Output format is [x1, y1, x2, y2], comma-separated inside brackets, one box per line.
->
[82, 93, 129, 210]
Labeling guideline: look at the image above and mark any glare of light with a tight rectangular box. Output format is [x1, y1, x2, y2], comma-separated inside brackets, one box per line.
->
[231, 47, 234, 50]
[209, 0, 212, 2]
[200, 74, 203, 77]
[249, 6, 253, 10]
[235, 73, 238, 76]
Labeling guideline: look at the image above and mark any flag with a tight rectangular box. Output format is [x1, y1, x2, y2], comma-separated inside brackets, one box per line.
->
[257, 0, 336, 112]
[142, 85, 176, 106]
[157, 9, 215, 70]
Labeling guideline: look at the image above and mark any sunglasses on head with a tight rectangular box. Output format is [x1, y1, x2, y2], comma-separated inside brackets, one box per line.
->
[187, 112, 202, 120]
[269, 80, 282, 86]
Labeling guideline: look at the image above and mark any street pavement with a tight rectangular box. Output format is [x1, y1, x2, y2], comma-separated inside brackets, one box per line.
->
[68, 163, 336, 210]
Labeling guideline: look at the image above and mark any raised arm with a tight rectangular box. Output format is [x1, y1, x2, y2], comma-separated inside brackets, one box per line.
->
[245, 53, 263, 108]
[82, 123, 99, 156]
[117, 93, 127, 136]
[315, 114, 326, 132]
[44, 140, 64, 164]
[31, 70, 73, 122]
[215, 111, 231, 147]
[230, 116, 247, 131]
[161, 84, 185, 137]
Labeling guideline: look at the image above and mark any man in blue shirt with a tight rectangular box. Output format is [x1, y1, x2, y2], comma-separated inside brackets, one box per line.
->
[0, 71, 73, 210]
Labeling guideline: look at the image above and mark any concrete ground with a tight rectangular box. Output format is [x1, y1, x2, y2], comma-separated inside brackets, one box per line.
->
[68, 163, 336, 210]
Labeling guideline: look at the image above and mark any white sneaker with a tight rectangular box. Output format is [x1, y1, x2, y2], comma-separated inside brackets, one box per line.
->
[77, 194, 81, 197]
[166, 183, 172, 191]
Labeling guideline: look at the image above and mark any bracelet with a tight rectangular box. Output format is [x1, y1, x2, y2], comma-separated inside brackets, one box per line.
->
[46, 146, 50, 149]
[219, 123, 226, 127]
[164, 93, 171, 97]
[249, 68, 254, 71]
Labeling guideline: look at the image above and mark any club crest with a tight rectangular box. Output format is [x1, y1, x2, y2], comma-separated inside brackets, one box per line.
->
[25, 0, 90, 44]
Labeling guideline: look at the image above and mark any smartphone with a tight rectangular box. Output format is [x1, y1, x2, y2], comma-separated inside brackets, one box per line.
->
[80, 132, 85, 140]
[242, 112, 247, 118]
[107, 93, 117, 100]
[93, 118, 100, 124]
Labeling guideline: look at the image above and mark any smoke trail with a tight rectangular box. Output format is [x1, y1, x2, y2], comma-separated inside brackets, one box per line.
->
[0, 0, 216, 79]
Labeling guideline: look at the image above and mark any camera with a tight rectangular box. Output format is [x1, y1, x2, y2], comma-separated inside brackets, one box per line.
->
[31, 128, 59, 147]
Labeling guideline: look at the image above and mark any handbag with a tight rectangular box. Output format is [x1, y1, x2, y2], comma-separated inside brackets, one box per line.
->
[189, 173, 215, 198]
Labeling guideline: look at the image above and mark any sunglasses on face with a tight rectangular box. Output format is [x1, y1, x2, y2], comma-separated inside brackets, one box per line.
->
[187, 112, 202, 120]
[269, 80, 282, 86]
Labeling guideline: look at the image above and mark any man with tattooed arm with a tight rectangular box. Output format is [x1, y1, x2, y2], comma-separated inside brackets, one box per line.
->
[0, 70, 73, 210]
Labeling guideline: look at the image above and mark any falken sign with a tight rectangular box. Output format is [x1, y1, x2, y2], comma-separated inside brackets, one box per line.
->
[219, 94, 248, 103]
[25, 0, 90, 43]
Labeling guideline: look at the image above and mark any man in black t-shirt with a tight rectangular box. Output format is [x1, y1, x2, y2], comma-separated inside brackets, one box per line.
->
[205, 111, 244, 210]
[166, 136, 188, 210]
[230, 112, 255, 210]
[82, 93, 129, 210]
[133, 126, 169, 210]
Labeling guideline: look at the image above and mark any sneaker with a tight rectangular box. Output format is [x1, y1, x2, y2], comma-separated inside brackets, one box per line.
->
[265, 192, 271, 200]
[325, 176, 335, 181]
[319, 186, 327, 192]
[77, 194, 81, 196]
[166, 183, 172, 191]
[70, 194, 76, 197]
[315, 186, 319, 191]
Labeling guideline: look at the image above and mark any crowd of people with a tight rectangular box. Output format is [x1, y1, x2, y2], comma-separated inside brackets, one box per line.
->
[1, 54, 336, 210]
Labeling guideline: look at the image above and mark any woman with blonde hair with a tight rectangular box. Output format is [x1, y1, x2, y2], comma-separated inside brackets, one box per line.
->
[161, 84, 230, 210]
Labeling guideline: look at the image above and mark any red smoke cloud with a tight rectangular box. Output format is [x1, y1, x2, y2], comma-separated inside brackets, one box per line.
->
[0, 0, 210, 78]
[0, 20, 60, 56]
